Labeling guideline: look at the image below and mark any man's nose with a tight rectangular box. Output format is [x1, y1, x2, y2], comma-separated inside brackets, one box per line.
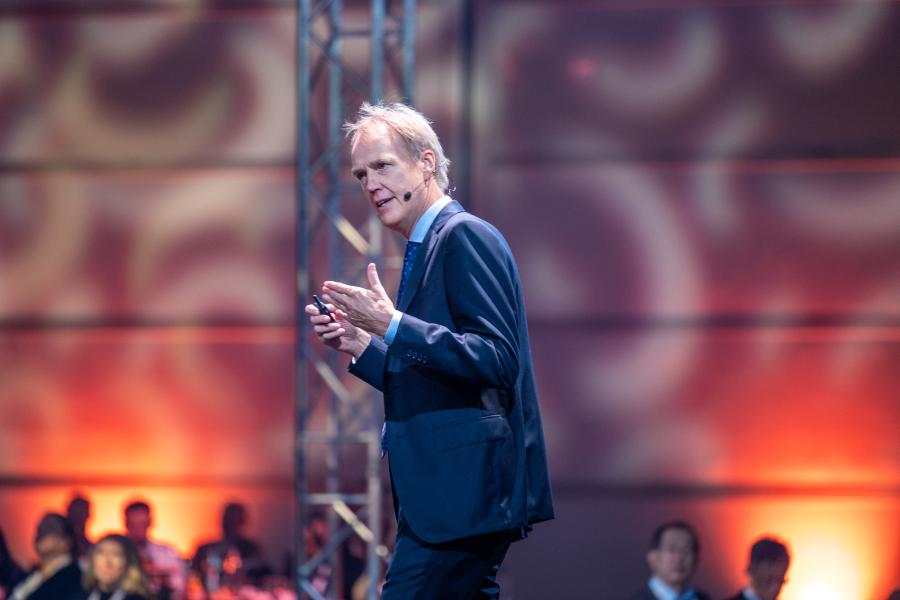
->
[365, 170, 380, 191]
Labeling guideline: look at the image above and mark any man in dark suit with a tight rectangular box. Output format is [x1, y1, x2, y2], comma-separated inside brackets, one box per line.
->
[629, 521, 711, 600]
[722, 537, 790, 600]
[9, 513, 82, 600]
[306, 101, 554, 598]
[191, 503, 270, 589]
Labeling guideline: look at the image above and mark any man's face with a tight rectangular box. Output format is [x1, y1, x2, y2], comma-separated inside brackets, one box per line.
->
[34, 532, 69, 560]
[647, 528, 698, 589]
[350, 123, 429, 237]
[748, 559, 789, 600]
[222, 505, 246, 538]
[124, 508, 150, 543]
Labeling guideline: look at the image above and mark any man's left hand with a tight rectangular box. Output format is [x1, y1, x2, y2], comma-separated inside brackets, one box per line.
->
[322, 263, 394, 338]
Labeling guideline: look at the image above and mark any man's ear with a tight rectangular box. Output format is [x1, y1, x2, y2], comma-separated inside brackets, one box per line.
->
[421, 149, 436, 176]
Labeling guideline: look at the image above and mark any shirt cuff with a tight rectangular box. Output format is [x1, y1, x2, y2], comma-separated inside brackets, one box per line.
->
[383, 310, 403, 345]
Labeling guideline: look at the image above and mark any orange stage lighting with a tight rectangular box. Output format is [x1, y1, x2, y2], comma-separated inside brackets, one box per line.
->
[711, 495, 900, 600]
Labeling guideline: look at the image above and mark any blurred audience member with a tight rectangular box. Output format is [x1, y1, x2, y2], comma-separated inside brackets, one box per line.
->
[123, 500, 185, 600]
[81, 534, 150, 600]
[67, 494, 94, 564]
[342, 535, 366, 600]
[10, 513, 81, 600]
[629, 520, 711, 600]
[191, 502, 270, 591]
[723, 537, 790, 600]
[300, 511, 331, 597]
[1, 528, 26, 598]
[886, 589, 900, 600]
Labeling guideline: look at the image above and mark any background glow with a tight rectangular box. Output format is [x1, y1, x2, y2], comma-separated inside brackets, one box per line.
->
[0, 1, 898, 598]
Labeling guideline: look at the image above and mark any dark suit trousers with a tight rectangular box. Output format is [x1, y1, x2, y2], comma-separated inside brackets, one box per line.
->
[382, 514, 516, 600]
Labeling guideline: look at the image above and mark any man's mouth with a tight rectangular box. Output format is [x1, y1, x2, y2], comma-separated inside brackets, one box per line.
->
[375, 197, 393, 208]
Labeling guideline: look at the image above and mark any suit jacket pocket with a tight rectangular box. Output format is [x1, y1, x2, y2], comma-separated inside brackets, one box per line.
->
[433, 414, 511, 452]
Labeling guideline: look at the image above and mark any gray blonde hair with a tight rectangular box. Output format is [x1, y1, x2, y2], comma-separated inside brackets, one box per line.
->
[344, 102, 451, 193]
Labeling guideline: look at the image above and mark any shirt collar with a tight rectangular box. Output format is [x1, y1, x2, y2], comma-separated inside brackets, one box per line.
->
[649, 577, 696, 600]
[649, 576, 679, 600]
[742, 587, 761, 600]
[44, 554, 73, 576]
[409, 195, 452, 243]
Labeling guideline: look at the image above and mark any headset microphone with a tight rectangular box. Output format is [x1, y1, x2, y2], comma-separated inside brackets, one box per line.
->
[402, 170, 433, 202]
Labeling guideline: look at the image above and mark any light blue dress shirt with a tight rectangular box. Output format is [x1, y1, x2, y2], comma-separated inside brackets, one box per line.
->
[648, 576, 700, 600]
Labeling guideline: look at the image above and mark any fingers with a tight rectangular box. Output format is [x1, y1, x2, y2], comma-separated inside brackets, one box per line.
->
[306, 304, 346, 333]
[309, 311, 344, 339]
[320, 290, 351, 310]
[306, 303, 328, 316]
[367, 262, 385, 293]
[305, 304, 332, 324]
[320, 292, 337, 306]
[312, 319, 341, 333]
[320, 292, 361, 321]
[318, 325, 345, 340]
[323, 280, 356, 295]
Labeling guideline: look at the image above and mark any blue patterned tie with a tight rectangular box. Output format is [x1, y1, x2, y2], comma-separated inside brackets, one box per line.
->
[397, 240, 421, 302]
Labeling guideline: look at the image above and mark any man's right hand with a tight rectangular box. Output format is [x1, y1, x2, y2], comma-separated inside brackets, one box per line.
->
[305, 302, 371, 359]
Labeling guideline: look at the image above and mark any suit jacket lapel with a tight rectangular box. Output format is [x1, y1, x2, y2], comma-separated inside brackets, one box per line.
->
[397, 200, 465, 312]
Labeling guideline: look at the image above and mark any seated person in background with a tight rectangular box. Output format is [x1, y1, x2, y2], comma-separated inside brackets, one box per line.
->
[190, 502, 269, 591]
[123, 500, 185, 600]
[723, 537, 790, 600]
[303, 511, 332, 597]
[629, 520, 711, 600]
[10, 513, 82, 600]
[81, 534, 151, 600]
[1, 528, 26, 598]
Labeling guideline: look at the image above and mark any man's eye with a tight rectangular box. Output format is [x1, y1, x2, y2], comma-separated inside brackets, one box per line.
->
[377, 162, 388, 170]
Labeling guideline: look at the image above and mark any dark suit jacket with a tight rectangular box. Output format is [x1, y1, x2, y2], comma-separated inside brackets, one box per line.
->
[79, 590, 146, 600]
[18, 562, 82, 600]
[350, 200, 554, 543]
[629, 584, 658, 600]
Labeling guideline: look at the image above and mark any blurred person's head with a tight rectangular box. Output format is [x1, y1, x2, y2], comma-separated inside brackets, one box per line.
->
[646, 520, 701, 592]
[123, 501, 152, 545]
[66, 494, 90, 534]
[83, 534, 150, 597]
[304, 510, 328, 557]
[222, 503, 247, 541]
[746, 537, 790, 600]
[33, 513, 75, 563]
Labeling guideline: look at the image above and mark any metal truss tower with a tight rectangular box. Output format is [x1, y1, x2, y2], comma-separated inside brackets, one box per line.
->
[296, 1, 415, 598]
